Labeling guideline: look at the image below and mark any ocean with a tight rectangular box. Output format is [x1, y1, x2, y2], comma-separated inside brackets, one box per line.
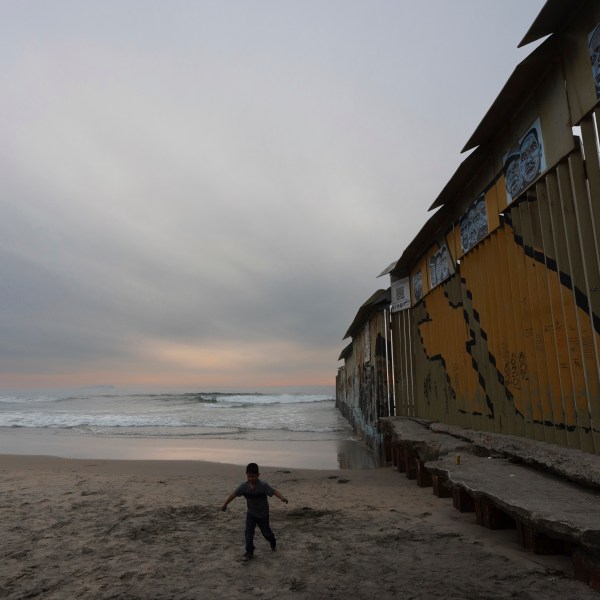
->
[0, 386, 379, 469]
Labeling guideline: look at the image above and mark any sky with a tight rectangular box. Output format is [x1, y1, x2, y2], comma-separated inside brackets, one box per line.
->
[1, 0, 547, 391]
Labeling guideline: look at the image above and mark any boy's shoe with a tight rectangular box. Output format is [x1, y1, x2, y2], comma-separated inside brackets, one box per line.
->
[242, 552, 254, 561]
[270, 541, 276, 551]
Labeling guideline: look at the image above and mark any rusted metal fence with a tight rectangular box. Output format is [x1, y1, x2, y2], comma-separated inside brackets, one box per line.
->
[388, 1, 600, 454]
[336, 290, 393, 448]
[339, 1, 600, 455]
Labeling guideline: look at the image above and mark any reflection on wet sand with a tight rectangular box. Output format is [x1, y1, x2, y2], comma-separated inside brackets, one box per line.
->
[337, 440, 380, 469]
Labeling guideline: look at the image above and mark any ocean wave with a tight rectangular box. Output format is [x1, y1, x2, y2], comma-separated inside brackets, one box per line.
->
[0, 391, 334, 406]
[0, 389, 343, 438]
[0, 395, 60, 403]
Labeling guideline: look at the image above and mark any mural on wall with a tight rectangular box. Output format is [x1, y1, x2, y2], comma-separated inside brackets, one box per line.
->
[391, 277, 411, 312]
[460, 195, 488, 254]
[413, 270, 423, 302]
[589, 23, 600, 98]
[429, 244, 452, 289]
[503, 117, 546, 205]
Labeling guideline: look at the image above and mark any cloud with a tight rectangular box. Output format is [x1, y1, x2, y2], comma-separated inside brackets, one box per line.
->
[0, 0, 546, 389]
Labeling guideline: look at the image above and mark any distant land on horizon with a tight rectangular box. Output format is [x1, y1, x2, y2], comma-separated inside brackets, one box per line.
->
[82, 385, 116, 390]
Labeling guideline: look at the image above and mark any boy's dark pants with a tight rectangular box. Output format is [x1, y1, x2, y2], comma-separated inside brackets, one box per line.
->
[245, 512, 276, 553]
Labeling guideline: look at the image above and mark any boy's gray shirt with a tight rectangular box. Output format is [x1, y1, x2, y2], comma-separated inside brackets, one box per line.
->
[235, 479, 275, 518]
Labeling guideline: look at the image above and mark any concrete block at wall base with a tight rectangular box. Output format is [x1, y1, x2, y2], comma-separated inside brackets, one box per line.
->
[474, 497, 515, 530]
[391, 440, 398, 467]
[404, 447, 417, 480]
[396, 445, 406, 473]
[416, 460, 433, 487]
[572, 547, 600, 590]
[452, 487, 475, 513]
[432, 474, 452, 498]
[516, 521, 566, 555]
[384, 436, 392, 463]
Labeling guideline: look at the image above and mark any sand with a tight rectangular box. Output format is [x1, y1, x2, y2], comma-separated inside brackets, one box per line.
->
[1, 454, 597, 600]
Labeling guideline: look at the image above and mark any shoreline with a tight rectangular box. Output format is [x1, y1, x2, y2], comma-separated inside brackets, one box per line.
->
[0, 427, 379, 469]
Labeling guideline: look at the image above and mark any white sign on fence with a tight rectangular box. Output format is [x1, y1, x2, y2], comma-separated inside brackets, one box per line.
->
[391, 277, 411, 312]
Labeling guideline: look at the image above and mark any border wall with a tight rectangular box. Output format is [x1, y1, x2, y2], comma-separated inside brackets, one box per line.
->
[339, 0, 600, 455]
[336, 290, 392, 451]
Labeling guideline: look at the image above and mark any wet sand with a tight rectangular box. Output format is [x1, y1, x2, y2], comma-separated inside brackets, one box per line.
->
[1, 454, 597, 599]
[0, 427, 378, 469]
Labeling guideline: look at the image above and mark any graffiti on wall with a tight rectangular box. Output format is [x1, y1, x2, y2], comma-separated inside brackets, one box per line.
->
[503, 117, 546, 204]
[460, 195, 488, 254]
[413, 270, 423, 302]
[429, 245, 452, 289]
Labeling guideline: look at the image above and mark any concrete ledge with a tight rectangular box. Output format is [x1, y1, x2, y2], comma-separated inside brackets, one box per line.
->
[380, 416, 600, 590]
[429, 422, 600, 491]
[379, 416, 471, 462]
[426, 453, 600, 554]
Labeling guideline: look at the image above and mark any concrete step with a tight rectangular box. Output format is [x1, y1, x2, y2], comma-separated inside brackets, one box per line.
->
[379, 416, 600, 591]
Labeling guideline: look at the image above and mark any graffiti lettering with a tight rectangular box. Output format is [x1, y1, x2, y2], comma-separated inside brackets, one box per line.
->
[504, 351, 528, 390]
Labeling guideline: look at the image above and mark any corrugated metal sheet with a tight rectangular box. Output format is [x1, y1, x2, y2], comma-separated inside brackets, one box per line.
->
[389, 205, 453, 278]
[377, 260, 398, 278]
[387, 3, 600, 454]
[518, 0, 586, 47]
[429, 145, 490, 210]
[462, 35, 561, 153]
[342, 0, 600, 458]
[343, 288, 391, 340]
[338, 342, 353, 361]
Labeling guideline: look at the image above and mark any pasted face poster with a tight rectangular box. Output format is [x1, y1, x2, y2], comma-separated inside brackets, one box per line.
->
[589, 23, 600, 98]
[413, 270, 423, 302]
[391, 277, 411, 312]
[429, 244, 451, 289]
[503, 117, 546, 205]
[460, 195, 488, 254]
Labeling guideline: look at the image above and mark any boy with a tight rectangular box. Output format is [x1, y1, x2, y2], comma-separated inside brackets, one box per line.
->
[222, 462, 288, 561]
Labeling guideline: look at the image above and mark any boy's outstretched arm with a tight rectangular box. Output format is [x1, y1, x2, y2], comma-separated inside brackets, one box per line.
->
[274, 489, 288, 504]
[221, 491, 237, 511]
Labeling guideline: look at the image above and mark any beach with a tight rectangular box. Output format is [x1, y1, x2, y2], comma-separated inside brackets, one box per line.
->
[2, 454, 597, 600]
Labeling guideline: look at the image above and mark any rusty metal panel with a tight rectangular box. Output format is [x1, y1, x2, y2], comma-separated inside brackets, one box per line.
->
[479, 235, 514, 435]
[510, 204, 548, 441]
[545, 169, 592, 449]
[412, 301, 432, 420]
[567, 151, 600, 448]
[400, 310, 413, 417]
[536, 174, 582, 448]
[464, 36, 562, 153]
[518, 196, 558, 444]
[446, 222, 461, 265]
[529, 185, 567, 446]
[343, 2, 600, 455]
[392, 309, 417, 418]
[485, 180, 502, 234]
[380, 152, 600, 451]
[492, 67, 574, 207]
[468, 244, 503, 433]
[580, 111, 600, 262]
[555, 161, 596, 451]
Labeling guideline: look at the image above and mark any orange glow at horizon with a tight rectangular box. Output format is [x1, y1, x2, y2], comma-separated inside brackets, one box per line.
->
[0, 339, 338, 390]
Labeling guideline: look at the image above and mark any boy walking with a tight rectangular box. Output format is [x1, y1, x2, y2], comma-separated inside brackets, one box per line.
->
[222, 462, 288, 560]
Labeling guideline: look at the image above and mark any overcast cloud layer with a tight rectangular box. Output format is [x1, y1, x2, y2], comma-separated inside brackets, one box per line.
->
[1, 1, 546, 390]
